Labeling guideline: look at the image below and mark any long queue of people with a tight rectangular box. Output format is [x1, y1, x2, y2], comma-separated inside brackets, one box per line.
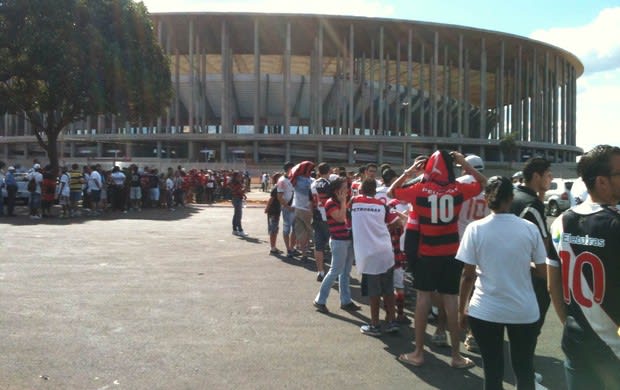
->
[259, 146, 619, 390]
[0, 161, 251, 219]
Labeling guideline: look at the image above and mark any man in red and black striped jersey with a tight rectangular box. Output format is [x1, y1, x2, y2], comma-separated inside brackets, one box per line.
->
[388, 150, 486, 368]
[549, 145, 620, 389]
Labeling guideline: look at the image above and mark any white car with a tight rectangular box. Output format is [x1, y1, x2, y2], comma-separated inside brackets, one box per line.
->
[544, 178, 575, 217]
[569, 177, 588, 207]
[1, 172, 31, 204]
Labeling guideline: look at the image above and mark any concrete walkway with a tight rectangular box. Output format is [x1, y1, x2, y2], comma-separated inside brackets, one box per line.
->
[0, 192, 566, 389]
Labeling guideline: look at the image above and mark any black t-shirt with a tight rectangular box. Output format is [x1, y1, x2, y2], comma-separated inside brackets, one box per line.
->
[130, 172, 141, 187]
[266, 187, 281, 216]
[149, 174, 159, 189]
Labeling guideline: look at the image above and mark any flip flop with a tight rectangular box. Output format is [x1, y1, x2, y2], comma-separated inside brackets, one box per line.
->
[398, 353, 424, 367]
[451, 357, 475, 369]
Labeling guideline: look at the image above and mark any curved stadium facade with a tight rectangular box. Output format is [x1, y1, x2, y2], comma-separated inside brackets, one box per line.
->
[0, 13, 584, 167]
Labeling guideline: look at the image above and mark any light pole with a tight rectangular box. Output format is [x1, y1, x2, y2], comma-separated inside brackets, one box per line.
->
[107, 149, 121, 167]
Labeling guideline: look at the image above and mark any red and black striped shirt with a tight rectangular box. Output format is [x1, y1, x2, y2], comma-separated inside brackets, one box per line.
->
[325, 198, 350, 240]
[394, 181, 481, 257]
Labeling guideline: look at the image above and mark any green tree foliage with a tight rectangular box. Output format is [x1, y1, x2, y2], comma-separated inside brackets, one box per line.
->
[0, 0, 172, 172]
[499, 131, 519, 164]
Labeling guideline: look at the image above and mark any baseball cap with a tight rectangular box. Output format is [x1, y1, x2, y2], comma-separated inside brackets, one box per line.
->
[465, 154, 484, 171]
[33, 163, 41, 170]
[8, 166, 15, 171]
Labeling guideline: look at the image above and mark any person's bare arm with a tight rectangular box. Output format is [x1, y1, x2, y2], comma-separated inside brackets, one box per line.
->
[450, 151, 487, 186]
[330, 189, 348, 223]
[548, 265, 567, 324]
[386, 157, 427, 198]
[458, 264, 477, 329]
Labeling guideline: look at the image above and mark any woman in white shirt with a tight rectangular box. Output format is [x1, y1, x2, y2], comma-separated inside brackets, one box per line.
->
[457, 176, 547, 390]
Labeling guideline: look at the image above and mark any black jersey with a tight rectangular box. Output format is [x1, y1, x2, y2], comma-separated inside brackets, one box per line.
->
[511, 185, 548, 239]
[550, 202, 620, 365]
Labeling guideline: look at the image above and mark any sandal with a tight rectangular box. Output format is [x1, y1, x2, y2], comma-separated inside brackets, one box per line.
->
[451, 357, 475, 369]
[398, 353, 424, 367]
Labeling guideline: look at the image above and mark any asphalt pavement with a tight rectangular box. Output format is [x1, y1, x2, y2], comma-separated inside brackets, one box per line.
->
[0, 192, 567, 389]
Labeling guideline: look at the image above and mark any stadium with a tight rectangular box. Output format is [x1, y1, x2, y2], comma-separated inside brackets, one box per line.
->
[0, 12, 583, 169]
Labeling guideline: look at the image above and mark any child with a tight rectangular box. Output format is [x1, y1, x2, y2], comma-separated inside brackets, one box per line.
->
[265, 173, 282, 254]
[387, 199, 411, 324]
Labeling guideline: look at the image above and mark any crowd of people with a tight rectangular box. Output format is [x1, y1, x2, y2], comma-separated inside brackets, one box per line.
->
[256, 145, 619, 390]
[2, 145, 618, 389]
[0, 161, 251, 219]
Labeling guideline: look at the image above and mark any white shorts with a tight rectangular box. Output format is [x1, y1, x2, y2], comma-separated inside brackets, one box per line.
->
[393, 268, 405, 289]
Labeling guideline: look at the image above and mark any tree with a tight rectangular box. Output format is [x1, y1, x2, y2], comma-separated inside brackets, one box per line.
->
[0, 0, 172, 172]
[499, 131, 519, 167]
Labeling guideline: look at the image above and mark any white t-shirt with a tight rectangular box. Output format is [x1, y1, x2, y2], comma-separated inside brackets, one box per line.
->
[110, 171, 126, 186]
[292, 176, 312, 211]
[28, 171, 43, 194]
[88, 171, 102, 192]
[456, 213, 547, 324]
[276, 176, 294, 205]
[59, 173, 70, 197]
[166, 177, 174, 191]
[457, 174, 490, 238]
[351, 195, 394, 275]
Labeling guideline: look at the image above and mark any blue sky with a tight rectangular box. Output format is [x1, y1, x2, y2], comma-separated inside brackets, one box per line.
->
[142, 0, 620, 153]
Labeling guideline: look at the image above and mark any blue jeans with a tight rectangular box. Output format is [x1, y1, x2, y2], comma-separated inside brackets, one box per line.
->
[282, 207, 295, 235]
[232, 197, 243, 231]
[29, 192, 41, 214]
[315, 239, 354, 306]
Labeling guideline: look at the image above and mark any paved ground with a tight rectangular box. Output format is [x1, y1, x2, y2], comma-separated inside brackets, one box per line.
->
[0, 192, 567, 389]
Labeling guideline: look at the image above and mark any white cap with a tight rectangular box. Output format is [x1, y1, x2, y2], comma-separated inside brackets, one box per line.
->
[33, 163, 41, 170]
[8, 166, 15, 171]
[464, 154, 484, 172]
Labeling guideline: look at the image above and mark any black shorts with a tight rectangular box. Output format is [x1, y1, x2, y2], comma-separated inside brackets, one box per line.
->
[412, 255, 463, 295]
[404, 229, 420, 274]
[361, 270, 394, 298]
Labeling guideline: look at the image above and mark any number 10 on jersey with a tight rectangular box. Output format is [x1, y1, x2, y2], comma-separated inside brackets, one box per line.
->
[429, 194, 455, 223]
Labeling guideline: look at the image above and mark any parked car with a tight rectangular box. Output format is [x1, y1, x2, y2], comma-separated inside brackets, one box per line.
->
[544, 178, 574, 216]
[569, 177, 588, 207]
[1, 172, 31, 205]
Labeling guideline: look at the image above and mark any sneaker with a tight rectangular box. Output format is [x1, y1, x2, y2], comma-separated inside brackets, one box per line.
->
[313, 301, 329, 314]
[316, 272, 324, 282]
[464, 335, 480, 352]
[395, 316, 412, 325]
[269, 248, 281, 255]
[232, 230, 239, 236]
[237, 230, 249, 237]
[431, 332, 450, 347]
[340, 302, 362, 311]
[384, 321, 400, 334]
[360, 324, 381, 337]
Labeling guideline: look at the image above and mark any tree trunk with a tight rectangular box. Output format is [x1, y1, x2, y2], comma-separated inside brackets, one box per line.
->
[45, 130, 59, 176]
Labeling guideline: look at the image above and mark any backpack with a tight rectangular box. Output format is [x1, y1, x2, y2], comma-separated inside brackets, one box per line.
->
[27, 177, 36, 192]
